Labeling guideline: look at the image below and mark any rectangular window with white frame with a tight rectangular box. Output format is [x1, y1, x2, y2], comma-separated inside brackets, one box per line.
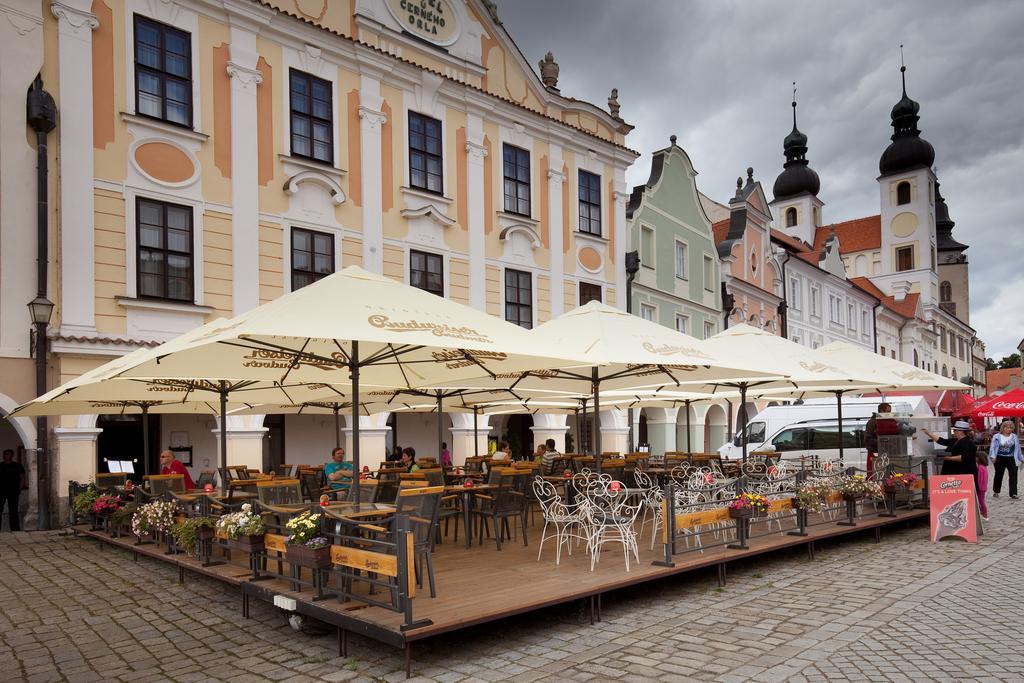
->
[289, 69, 333, 164]
[848, 302, 856, 330]
[410, 249, 443, 297]
[789, 276, 801, 310]
[134, 15, 192, 128]
[703, 255, 714, 291]
[704, 320, 714, 339]
[639, 303, 656, 322]
[640, 226, 654, 267]
[290, 227, 334, 291]
[675, 313, 689, 334]
[579, 282, 601, 305]
[829, 294, 841, 323]
[675, 241, 687, 279]
[810, 286, 820, 317]
[578, 170, 602, 235]
[502, 144, 531, 216]
[504, 268, 533, 329]
[136, 197, 193, 302]
[409, 112, 443, 194]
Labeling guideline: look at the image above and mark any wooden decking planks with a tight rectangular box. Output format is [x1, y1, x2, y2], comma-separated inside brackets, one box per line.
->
[75, 506, 928, 646]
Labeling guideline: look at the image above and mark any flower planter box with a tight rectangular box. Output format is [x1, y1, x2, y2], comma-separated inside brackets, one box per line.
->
[841, 492, 865, 502]
[728, 507, 765, 520]
[228, 534, 266, 554]
[286, 544, 331, 570]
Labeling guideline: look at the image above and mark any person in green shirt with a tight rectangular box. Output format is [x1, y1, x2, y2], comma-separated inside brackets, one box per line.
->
[401, 447, 420, 473]
[324, 447, 353, 492]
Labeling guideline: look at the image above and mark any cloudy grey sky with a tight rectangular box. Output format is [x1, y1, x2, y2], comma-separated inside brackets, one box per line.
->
[499, 0, 1024, 360]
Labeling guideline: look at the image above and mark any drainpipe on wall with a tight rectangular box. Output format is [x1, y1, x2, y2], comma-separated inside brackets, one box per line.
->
[27, 75, 57, 531]
[872, 302, 882, 354]
[721, 284, 735, 331]
[624, 250, 640, 452]
[777, 249, 790, 338]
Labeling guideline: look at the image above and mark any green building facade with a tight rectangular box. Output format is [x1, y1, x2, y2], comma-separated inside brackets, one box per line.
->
[626, 137, 722, 341]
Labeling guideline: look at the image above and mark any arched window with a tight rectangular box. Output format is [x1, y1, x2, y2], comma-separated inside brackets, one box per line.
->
[785, 207, 797, 227]
[940, 281, 952, 302]
[896, 181, 911, 205]
[942, 365, 948, 377]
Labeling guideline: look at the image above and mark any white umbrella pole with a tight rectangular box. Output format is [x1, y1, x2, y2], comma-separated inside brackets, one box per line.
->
[351, 341, 360, 503]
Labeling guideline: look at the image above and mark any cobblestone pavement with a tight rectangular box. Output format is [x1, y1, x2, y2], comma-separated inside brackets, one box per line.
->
[1, 497, 1022, 683]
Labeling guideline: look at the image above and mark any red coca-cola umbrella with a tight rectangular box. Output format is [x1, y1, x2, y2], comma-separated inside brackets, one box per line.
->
[971, 388, 1024, 418]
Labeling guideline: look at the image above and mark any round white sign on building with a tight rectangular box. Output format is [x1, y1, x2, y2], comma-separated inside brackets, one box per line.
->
[385, 0, 461, 46]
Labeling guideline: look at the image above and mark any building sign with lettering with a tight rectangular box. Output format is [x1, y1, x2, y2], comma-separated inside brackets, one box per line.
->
[385, 0, 460, 46]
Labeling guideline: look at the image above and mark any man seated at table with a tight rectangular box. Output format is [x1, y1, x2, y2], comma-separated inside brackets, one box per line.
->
[541, 439, 560, 475]
[324, 446, 353, 493]
[401, 447, 420, 473]
[159, 449, 195, 490]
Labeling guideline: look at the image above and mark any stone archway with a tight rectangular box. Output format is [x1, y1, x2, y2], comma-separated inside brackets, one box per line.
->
[704, 403, 728, 453]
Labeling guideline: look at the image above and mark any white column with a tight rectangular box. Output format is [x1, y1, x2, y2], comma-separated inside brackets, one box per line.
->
[449, 412, 490, 464]
[599, 408, 629, 455]
[54, 426, 101, 525]
[51, 1, 98, 334]
[547, 144, 565, 316]
[358, 75, 386, 274]
[530, 413, 569, 453]
[465, 112, 487, 310]
[644, 407, 679, 457]
[0, 4, 43, 356]
[227, 24, 263, 315]
[613, 179, 630, 310]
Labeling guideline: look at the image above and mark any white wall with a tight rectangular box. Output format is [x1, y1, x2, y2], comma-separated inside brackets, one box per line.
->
[283, 414, 343, 468]
[160, 413, 218, 479]
[392, 412, 450, 461]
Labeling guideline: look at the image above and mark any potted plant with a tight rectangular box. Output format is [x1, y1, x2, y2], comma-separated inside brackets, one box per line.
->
[883, 472, 919, 494]
[90, 494, 122, 517]
[728, 492, 769, 519]
[215, 503, 266, 552]
[131, 501, 178, 541]
[838, 475, 883, 501]
[284, 511, 331, 569]
[171, 517, 217, 557]
[792, 481, 829, 513]
[108, 504, 136, 537]
[72, 486, 101, 526]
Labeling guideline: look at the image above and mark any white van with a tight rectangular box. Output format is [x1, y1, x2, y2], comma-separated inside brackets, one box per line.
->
[718, 396, 931, 468]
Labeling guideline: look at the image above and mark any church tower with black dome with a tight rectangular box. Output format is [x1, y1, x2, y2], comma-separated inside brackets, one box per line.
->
[874, 61, 939, 306]
[770, 87, 823, 246]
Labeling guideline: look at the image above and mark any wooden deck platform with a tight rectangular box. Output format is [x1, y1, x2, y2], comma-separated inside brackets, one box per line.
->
[75, 505, 928, 656]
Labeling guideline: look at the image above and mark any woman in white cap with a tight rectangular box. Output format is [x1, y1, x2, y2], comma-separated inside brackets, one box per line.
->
[990, 420, 1022, 500]
[923, 421, 981, 511]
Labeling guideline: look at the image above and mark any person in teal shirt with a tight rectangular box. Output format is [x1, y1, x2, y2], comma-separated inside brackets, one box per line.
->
[324, 447, 353, 493]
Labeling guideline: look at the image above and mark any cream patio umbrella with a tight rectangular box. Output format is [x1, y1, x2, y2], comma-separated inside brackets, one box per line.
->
[432, 302, 781, 459]
[816, 341, 970, 391]
[10, 321, 363, 477]
[97, 267, 593, 498]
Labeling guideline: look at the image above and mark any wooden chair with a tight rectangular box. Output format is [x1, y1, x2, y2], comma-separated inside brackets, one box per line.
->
[255, 478, 303, 506]
[95, 472, 127, 489]
[300, 471, 333, 502]
[144, 474, 185, 496]
[276, 464, 299, 478]
[463, 456, 488, 473]
[345, 478, 379, 503]
[399, 472, 427, 482]
[416, 457, 438, 467]
[194, 470, 216, 490]
[472, 472, 529, 550]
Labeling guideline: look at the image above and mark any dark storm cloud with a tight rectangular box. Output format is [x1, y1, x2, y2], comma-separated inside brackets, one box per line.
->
[498, 0, 1024, 357]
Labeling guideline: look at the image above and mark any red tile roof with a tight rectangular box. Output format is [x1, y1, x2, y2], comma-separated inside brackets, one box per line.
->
[849, 277, 918, 318]
[794, 250, 822, 267]
[814, 215, 882, 253]
[770, 229, 811, 253]
[712, 219, 730, 246]
[987, 367, 1022, 395]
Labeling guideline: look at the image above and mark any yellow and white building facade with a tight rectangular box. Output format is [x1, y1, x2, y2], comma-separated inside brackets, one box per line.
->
[1, 0, 637, 523]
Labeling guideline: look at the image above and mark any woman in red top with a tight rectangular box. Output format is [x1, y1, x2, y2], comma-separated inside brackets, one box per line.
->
[159, 450, 195, 489]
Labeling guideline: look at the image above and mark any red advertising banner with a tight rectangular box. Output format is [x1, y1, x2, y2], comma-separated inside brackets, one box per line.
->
[929, 475, 980, 543]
